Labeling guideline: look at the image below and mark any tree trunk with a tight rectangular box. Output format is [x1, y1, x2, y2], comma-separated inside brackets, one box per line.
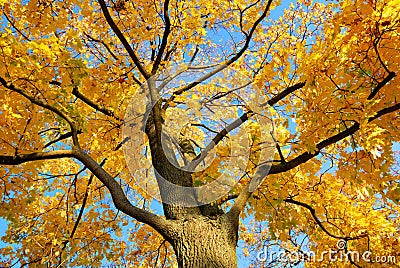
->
[145, 102, 240, 267]
[168, 215, 239, 268]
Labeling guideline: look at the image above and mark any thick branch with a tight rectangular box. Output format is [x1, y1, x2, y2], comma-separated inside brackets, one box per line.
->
[188, 82, 307, 171]
[228, 102, 400, 220]
[0, 148, 173, 238]
[186, 111, 253, 170]
[97, 0, 150, 79]
[269, 102, 400, 175]
[72, 148, 172, 237]
[0, 150, 75, 165]
[228, 69, 398, 219]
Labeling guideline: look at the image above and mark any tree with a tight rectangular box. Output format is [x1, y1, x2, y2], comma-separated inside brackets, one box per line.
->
[0, 0, 399, 266]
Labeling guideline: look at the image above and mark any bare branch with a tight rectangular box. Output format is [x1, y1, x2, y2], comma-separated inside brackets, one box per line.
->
[189, 45, 199, 65]
[271, 132, 286, 163]
[191, 123, 219, 134]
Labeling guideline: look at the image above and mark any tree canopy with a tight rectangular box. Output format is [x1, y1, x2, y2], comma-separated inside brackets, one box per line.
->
[0, 0, 399, 267]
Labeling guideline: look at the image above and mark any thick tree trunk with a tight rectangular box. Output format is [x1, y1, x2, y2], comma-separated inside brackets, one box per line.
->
[144, 102, 240, 267]
[168, 215, 239, 268]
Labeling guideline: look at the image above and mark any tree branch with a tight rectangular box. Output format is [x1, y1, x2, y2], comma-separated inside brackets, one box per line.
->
[83, 31, 119, 61]
[151, 0, 171, 74]
[0, 77, 80, 146]
[367, 71, 395, 100]
[0, 150, 75, 165]
[72, 148, 172, 237]
[188, 81, 307, 171]
[228, 102, 400, 220]
[227, 66, 398, 219]
[164, 0, 274, 107]
[61, 158, 107, 253]
[261, 82, 306, 106]
[3, 12, 30, 41]
[72, 86, 120, 120]
[284, 198, 367, 241]
[0, 148, 173, 238]
[97, 0, 150, 79]
[269, 102, 400, 175]
[186, 111, 253, 170]
[43, 130, 83, 148]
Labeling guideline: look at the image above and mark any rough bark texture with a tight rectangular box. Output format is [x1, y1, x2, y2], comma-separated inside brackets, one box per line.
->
[169, 215, 239, 268]
[145, 102, 240, 266]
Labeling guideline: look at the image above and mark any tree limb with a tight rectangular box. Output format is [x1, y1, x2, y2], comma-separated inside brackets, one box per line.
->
[164, 0, 274, 107]
[367, 71, 395, 100]
[72, 86, 120, 120]
[188, 81, 307, 171]
[186, 111, 253, 170]
[261, 82, 306, 106]
[0, 147, 173, 238]
[43, 130, 83, 148]
[151, 0, 171, 74]
[284, 198, 367, 241]
[228, 102, 400, 220]
[72, 148, 172, 237]
[97, 0, 150, 79]
[83, 31, 119, 61]
[269, 102, 400, 175]
[0, 150, 75, 165]
[60, 158, 107, 253]
[0, 77, 80, 146]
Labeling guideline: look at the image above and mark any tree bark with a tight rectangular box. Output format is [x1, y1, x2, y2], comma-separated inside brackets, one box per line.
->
[168, 214, 239, 268]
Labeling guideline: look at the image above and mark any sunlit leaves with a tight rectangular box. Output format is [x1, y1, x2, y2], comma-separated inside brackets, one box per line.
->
[0, 0, 400, 266]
